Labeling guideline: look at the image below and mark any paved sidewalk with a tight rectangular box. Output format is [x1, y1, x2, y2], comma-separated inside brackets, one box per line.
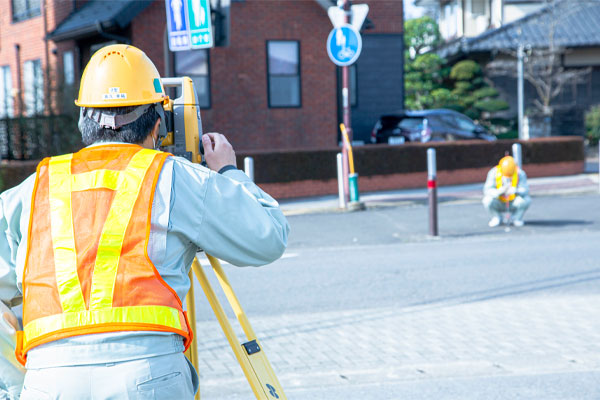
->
[280, 173, 599, 216]
[195, 293, 600, 399]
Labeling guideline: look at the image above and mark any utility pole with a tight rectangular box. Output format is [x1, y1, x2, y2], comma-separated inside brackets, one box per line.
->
[340, 0, 352, 201]
[517, 43, 525, 140]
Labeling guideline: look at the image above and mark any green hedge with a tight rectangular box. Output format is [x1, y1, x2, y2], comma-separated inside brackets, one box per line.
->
[237, 137, 584, 184]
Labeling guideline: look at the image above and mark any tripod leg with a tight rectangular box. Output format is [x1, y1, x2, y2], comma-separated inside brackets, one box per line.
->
[194, 256, 288, 399]
[184, 269, 200, 400]
[192, 257, 271, 399]
[206, 254, 256, 341]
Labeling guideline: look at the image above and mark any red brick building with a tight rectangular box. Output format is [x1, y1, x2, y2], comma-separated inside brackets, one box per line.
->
[0, 0, 404, 152]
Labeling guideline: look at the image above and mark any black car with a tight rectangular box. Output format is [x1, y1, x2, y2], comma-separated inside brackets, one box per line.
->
[370, 109, 496, 144]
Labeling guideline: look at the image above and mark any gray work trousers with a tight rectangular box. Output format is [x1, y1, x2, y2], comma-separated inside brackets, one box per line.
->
[20, 352, 198, 399]
[482, 195, 531, 221]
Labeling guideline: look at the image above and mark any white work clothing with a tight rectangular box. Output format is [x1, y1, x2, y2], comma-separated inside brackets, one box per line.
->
[20, 352, 196, 400]
[0, 142, 289, 396]
[0, 303, 23, 399]
[482, 166, 531, 222]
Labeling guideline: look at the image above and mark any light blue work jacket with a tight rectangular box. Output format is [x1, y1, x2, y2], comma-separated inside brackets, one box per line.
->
[0, 143, 289, 369]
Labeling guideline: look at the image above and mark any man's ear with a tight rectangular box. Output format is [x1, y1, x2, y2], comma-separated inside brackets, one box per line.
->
[151, 118, 161, 141]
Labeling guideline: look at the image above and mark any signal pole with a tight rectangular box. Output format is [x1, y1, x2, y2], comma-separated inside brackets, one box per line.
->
[341, 0, 352, 201]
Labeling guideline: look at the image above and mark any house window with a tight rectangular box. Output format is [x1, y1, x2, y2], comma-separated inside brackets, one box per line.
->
[267, 40, 301, 108]
[63, 51, 75, 86]
[24, 59, 44, 116]
[0, 67, 14, 118]
[12, 0, 41, 22]
[443, 0, 458, 38]
[174, 49, 210, 108]
[471, 0, 486, 16]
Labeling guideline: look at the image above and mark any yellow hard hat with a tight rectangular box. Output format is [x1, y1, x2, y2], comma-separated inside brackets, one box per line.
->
[75, 44, 167, 108]
[499, 156, 517, 177]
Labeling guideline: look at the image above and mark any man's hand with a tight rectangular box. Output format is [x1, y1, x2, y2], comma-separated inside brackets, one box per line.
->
[506, 186, 516, 196]
[202, 133, 237, 172]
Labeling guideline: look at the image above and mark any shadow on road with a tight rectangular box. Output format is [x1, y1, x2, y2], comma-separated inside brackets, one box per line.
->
[409, 268, 600, 310]
[524, 219, 592, 227]
[196, 269, 600, 352]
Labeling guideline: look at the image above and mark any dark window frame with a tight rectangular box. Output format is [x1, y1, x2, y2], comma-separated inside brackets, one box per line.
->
[266, 40, 302, 109]
[174, 49, 212, 109]
[11, 0, 41, 22]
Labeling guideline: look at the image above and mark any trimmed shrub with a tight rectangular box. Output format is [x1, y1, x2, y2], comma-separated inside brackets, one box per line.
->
[585, 105, 600, 145]
[237, 137, 584, 184]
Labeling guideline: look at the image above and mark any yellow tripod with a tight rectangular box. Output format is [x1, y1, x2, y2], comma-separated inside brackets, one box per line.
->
[185, 256, 286, 400]
[161, 77, 286, 399]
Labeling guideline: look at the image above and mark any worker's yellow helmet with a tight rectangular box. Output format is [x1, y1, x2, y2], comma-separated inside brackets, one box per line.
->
[499, 155, 517, 177]
[75, 44, 167, 108]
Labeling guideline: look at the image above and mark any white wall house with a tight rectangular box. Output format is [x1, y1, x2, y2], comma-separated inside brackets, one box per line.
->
[415, 0, 545, 41]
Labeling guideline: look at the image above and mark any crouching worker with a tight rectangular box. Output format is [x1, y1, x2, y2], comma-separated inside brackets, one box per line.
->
[0, 44, 289, 399]
[482, 155, 531, 227]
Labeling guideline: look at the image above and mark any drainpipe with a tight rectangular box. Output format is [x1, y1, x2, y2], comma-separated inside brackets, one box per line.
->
[14, 44, 23, 116]
[95, 21, 131, 44]
[42, 0, 53, 115]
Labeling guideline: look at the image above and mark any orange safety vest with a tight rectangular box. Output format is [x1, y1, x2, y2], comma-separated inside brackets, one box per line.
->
[495, 164, 519, 203]
[16, 145, 192, 365]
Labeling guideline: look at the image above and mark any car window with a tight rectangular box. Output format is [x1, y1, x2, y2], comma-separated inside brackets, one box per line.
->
[398, 117, 424, 130]
[380, 116, 403, 129]
[438, 115, 456, 128]
[454, 116, 476, 132]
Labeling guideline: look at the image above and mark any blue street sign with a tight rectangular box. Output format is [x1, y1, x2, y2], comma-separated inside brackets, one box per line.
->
[166, 0, 191, 51]
[187, 0, 213, 49]
[326, 24, 362, 67]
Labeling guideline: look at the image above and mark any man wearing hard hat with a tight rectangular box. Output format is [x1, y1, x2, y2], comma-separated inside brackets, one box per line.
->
[482, 155, 531, 227]
[0, 44, 289, 398]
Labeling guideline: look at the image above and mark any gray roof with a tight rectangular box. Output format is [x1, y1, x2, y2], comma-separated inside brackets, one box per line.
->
[48, 0, 152, 42]
[436, 0, 600, 59]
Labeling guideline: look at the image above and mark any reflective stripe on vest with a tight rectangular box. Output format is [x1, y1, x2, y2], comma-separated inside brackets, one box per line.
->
[495, 165, 519, 203]
[17, 147, 191, 365]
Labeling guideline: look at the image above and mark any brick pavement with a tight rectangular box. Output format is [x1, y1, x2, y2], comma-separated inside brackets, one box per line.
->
[193, 292, 600, 399]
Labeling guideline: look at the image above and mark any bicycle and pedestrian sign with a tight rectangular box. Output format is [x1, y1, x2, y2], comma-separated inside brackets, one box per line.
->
[326, 24, 362, 67]
[165, 0, 213, 51]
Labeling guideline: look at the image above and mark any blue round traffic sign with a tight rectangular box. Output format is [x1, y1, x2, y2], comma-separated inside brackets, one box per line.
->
[326, 24, 362, 67]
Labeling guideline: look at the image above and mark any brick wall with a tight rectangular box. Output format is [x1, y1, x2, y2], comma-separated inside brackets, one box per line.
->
[0, 0, 77, 115]
[1, 0, 403, 152]
[200, 0, 338, 152]
[132, 0, 404, 152]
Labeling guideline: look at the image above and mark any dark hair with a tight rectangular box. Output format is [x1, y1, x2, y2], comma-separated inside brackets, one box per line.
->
[78, 105, 160, 145]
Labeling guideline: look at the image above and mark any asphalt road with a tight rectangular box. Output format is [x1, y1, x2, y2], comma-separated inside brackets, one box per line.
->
[193, 193, 600, 399]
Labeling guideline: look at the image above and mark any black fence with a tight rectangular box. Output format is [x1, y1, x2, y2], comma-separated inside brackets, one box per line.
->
[0, 115, 82, 160]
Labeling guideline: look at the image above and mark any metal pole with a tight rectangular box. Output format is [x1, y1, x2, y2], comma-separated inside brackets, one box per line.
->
[337, 152, 347, 209]
[512, 143, 522, 168]
[517, 43, 525, 140]
[243, 156, 254, 182]
[427, 148, 438, 236]
[340, 0, 352, 202]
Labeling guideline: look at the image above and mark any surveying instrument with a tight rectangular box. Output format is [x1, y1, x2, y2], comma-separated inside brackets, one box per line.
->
[160, 77, 287, 400]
